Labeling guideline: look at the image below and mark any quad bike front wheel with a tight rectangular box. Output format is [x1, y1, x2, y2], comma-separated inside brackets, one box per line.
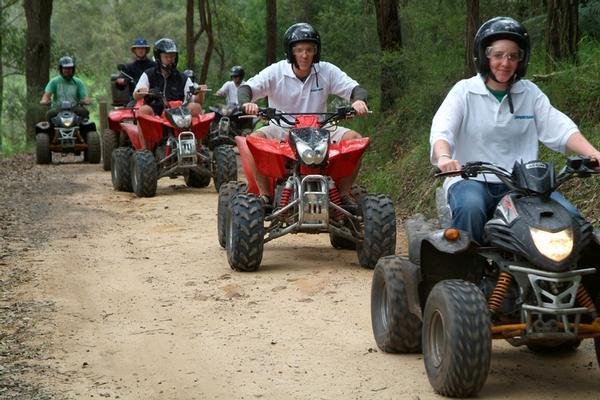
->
[102, 128, 118, 171]
[357, 194, 397, 268]
[111, 147, 133, 192]
[85, 131, 101, 164]
[35, 133, 51, 164]
[131, 150, 157, 197]
[212, 145, 237, 192]
[371, 256, 422, 353]
[226, 193, 264, 272]
[423, 280, 491, 398]
[217, 181, 247, 248]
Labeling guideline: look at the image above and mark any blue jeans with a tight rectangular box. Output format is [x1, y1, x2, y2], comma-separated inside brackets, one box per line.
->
[447, 180, 581, 244]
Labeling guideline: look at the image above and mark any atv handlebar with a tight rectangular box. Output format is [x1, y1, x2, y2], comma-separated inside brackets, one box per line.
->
[249, 106, 359, 128]
[435, 157, 599, 192]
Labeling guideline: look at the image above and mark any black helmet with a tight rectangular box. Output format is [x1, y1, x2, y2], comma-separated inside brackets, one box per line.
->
[153, 38, 178, 70]
[473, 16, 530, 81]
[283, 22, 321, 64]
[230, 65, 245, 79]
[58, 56, 75, 80]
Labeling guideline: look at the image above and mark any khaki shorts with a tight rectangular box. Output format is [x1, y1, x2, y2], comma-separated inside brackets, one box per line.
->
[256, 124, 351, 143]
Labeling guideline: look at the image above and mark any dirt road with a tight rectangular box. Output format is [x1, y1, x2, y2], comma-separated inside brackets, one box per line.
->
[1, 154, 599, 399]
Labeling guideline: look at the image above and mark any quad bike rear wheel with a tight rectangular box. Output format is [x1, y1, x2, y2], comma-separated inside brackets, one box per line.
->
[102, 128, 118, 171]
[226, 193, 264, 272]
[371, 256, 422, 353]
[357, 194, 397, 268]
[85, 131, 101, 164]
[218, 181, 247, 248]
[423, 280, 491, 398]
[131, 150, 157, 197]
[212, 145, 237, 192]
[111, 147, 133, 192]
[185, 170, 211, 188]
[35, 133, 51, 164]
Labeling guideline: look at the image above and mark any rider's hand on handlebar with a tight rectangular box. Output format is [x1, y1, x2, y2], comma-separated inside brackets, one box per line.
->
[590, 152, 600, 170]
[351, 100, 369, 116]
[437, 155, 461, 173]
[243, 102, 259, 115]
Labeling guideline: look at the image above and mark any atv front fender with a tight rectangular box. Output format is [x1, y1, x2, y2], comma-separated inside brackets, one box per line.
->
[418, 229, 485, 307]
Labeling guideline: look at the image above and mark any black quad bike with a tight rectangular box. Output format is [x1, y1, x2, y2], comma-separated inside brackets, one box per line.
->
[219, 107, 396, 272]
[35, 101, 100, 165]
[205, 104, 256, 150]
[370, 157, 600, 397]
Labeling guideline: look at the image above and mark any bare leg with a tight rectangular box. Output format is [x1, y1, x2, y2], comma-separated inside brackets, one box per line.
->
[137, 105, 154, 150]
[246, 130, 271, 198]
[187, 102, 202, 116]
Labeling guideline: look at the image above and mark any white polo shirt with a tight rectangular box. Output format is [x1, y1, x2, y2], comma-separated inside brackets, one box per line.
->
[430, 74, 579, 193]
[245, 59, 359, 124]
[216, 80, 245, 105]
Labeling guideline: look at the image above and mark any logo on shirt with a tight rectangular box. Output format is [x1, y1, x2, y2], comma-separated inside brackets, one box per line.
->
[514, 115, 534, 120]
[310, 87, 323, 92]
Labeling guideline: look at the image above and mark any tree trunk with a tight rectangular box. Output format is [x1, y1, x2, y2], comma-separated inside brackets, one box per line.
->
[265, 0, 277, 66]
[186, 0, 195, 71]
[373, 0, 403, 112]
[464, 0, 479, 78]
[545, 0, 579, 71]
[24, 0, 52, 140]
[198, 0, 213, 83]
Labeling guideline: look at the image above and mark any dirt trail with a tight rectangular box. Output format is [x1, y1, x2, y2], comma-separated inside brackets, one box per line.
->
[2, 155, 599, 399]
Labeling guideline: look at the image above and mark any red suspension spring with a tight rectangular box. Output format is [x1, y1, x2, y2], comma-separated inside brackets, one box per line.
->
[279, 187, 293, 209]
[329, 187, 344, 220]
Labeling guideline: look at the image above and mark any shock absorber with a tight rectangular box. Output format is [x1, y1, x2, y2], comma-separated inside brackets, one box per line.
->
[328, 179, 344, 220]
[278, 178, 294, 217]
[576, 285, 597, 312]
[488, 271, 513, 313]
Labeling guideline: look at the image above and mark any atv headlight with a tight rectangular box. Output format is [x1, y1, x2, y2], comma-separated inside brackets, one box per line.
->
[172, 113, 192, 129]
[295, 138, 328, 166]
[61, 116, 74, 127]
[530, 227, 573, 262]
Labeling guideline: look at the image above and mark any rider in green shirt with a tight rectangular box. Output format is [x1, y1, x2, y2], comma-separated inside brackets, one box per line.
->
[40, 56, 91, 120]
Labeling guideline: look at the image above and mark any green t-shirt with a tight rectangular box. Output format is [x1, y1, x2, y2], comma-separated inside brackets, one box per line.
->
[486, 86, 507, 103]
[44, 76, 88, 108]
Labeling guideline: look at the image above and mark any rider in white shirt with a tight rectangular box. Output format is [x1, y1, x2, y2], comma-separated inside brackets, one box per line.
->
[430, 17, 600, 243]
[216, 65, 246, 105]
[239, 22, 369, 204]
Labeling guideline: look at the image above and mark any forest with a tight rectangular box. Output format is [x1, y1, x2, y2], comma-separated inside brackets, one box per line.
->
[1, 0, 599, 218]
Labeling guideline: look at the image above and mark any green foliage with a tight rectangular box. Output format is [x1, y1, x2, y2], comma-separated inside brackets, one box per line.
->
[1, 0, 599, 227]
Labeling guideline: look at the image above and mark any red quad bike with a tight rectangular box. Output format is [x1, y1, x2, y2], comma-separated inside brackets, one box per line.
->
[218, 107, 397, 272]
[370, 157, 600, 398]
[111, 88, 237, 197]
[101, 64, 136, 171]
